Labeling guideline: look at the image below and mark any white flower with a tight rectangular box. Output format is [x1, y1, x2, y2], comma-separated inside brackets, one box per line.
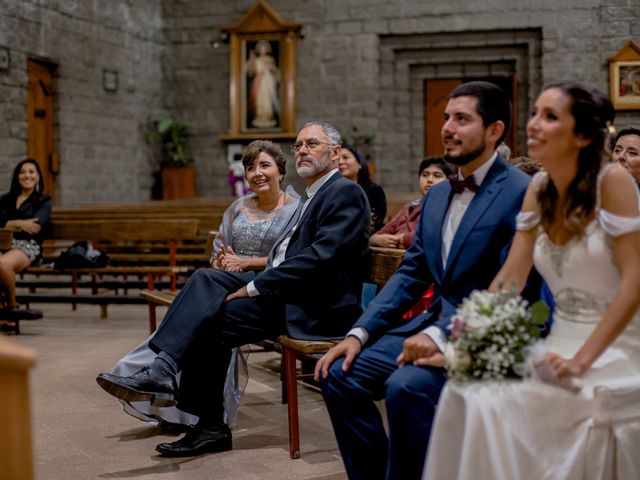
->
[445, 289, 541, 382]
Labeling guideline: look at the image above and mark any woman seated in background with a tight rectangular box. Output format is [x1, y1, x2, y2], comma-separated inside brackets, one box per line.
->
[370, 156, 451, 319]
[0, 158, 51, 331]
[339, 144, 387, 232]
[111, 140, 299, 430]
[612, 126, 640, 186]
[370, 156, 451, 249]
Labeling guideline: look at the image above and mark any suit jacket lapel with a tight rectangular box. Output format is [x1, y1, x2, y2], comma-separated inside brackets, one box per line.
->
[289, 171, 341, 242]
[424, 184, 452, 282]
[443, 158, 508, 277]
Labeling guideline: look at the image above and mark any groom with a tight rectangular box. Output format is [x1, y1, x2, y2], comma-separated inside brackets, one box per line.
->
[97, 121, 370, 457]
[315, 81, 532, 480]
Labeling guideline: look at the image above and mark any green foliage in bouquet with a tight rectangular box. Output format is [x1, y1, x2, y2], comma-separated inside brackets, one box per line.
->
[445, 289, 549, 381]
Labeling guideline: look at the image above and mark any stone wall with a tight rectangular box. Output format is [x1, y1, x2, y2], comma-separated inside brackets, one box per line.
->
[0, 0, 167, 204]
[167, 0, 640, 194]
[0, 0, 638, 202]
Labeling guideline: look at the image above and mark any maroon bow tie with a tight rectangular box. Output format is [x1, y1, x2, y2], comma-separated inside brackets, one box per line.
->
[448, 174, 478, 194]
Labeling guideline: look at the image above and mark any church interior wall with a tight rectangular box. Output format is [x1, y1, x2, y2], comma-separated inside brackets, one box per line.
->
[0, 0, 638, 201]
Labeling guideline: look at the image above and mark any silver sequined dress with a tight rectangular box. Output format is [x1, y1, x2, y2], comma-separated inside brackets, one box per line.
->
[112, 189, 300, 430]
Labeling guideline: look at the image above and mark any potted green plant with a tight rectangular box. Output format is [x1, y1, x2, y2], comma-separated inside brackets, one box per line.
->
[148, 112, 197, 200]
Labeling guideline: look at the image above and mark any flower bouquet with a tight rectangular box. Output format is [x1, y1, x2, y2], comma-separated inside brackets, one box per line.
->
[444, 289, 548, 381]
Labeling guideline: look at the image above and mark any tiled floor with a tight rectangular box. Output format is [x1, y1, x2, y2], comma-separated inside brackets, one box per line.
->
[10, 303, 346, 480]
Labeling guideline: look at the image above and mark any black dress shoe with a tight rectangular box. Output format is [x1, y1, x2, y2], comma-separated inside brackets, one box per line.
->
[96, 367, 178, 407]
[156, 424, 232, 457]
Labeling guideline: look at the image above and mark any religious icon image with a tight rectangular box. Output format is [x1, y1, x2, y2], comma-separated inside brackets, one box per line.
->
[244, 39, 281, 130]
[619, 65, 640, 97]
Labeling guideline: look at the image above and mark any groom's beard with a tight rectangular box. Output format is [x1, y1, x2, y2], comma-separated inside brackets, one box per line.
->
[444, 142, 487, 166]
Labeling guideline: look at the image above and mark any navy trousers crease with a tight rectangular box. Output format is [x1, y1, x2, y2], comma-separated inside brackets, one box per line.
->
[149, 268, 285, 422]
[321, 334, 446, 480]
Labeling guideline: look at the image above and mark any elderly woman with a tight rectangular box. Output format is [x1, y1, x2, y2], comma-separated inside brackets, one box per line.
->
[110, 140, 299, 430]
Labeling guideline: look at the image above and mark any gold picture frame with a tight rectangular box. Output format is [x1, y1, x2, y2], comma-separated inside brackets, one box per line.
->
[219, 0, 302, 141]
[609, 40, 640, 111]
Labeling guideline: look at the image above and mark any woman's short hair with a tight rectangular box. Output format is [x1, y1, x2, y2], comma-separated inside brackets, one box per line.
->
[241, 140, 286, 176]
[614, 126, 640, 144]
[418, 156, 453, 177]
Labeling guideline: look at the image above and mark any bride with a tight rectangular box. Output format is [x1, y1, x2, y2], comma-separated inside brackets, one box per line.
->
[423, 82, 640, 479]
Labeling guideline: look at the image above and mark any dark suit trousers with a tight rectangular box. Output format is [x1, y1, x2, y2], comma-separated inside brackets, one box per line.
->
[149, 268, 285, 422]
[321, 334, 446, 480]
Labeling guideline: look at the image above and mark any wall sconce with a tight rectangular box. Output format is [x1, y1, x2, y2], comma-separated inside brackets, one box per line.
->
[103, 69, 118, 92]
[210, 31, 230, 49]
[0, 47, 10, 72]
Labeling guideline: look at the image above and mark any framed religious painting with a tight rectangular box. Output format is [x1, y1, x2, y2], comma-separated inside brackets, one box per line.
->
[609, 40, 640, 110]
[241, 37, 283, 132]
[219, 0, 302, 141]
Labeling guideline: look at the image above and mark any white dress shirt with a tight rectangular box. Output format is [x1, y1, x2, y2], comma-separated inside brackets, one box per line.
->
[348, 153, 498, 352]
[246, 168, 340, 297]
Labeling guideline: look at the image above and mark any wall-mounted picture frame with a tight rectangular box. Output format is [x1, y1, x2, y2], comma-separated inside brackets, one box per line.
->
[219, 0, 302, 142]
[609, 40, 640, 110]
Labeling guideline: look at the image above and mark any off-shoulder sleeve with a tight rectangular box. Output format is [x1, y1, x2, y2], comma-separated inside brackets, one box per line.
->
[598, 209, 640, 236]
[596, 163, 640, 237]
[515, 171, 546, 231]
[515, 211, 540, 231]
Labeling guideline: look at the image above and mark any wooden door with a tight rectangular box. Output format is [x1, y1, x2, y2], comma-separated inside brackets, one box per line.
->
[423, 76, 518, 158]
[424, 79, 461, 157]
[27, 59, 57, 198]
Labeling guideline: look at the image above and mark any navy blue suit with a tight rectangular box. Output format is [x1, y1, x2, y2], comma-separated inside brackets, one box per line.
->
[321, 156, 530, 480]
[150, 173, 370, 422]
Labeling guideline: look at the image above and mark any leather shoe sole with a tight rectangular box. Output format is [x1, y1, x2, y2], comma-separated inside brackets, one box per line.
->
[155, 428, 232, 457]
[96, 373, 177, 407]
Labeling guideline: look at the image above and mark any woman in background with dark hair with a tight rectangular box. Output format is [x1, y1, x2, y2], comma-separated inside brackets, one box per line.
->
[339, 144, 387, 232]
[370, 156, 451, 249]
[425, 82, 640, 479]
[0, 159, 51, 329]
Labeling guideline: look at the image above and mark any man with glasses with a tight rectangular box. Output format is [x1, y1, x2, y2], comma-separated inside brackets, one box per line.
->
[96, 121, 370, 457]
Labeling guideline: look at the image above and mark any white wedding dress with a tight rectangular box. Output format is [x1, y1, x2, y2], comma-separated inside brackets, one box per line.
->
[424, 166, 640, 480]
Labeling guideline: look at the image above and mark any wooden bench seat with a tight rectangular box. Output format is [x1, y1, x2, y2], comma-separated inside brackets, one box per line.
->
[16, 220, 198, 319]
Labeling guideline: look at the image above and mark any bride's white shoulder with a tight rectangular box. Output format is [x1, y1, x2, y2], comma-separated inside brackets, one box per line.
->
[600, 163, 639, 217]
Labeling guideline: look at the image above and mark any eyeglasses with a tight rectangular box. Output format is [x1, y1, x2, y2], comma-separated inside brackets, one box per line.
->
[289, 139, 335, 153]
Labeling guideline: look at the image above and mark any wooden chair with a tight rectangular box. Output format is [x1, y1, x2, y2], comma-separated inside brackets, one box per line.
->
[276, 246, 405, 459]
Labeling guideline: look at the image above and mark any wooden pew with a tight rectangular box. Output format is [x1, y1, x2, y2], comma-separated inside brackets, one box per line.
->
[0, 336, 36, 479]
[17, 219, 198, 319]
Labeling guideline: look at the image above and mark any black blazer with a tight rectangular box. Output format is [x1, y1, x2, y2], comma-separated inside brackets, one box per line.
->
[253, 172, 371, 340]
[0, 191, 52, 245]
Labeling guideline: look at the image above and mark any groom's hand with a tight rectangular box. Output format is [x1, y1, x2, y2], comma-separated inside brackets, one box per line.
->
[397, 333, 444, 367]
[314, 336, 362, 381]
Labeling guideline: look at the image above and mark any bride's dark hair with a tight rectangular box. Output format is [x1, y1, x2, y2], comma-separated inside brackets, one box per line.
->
[538, 81, 615, 237]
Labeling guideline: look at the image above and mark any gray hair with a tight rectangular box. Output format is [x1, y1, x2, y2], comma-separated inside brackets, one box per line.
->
[301, 121, 341, 146]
